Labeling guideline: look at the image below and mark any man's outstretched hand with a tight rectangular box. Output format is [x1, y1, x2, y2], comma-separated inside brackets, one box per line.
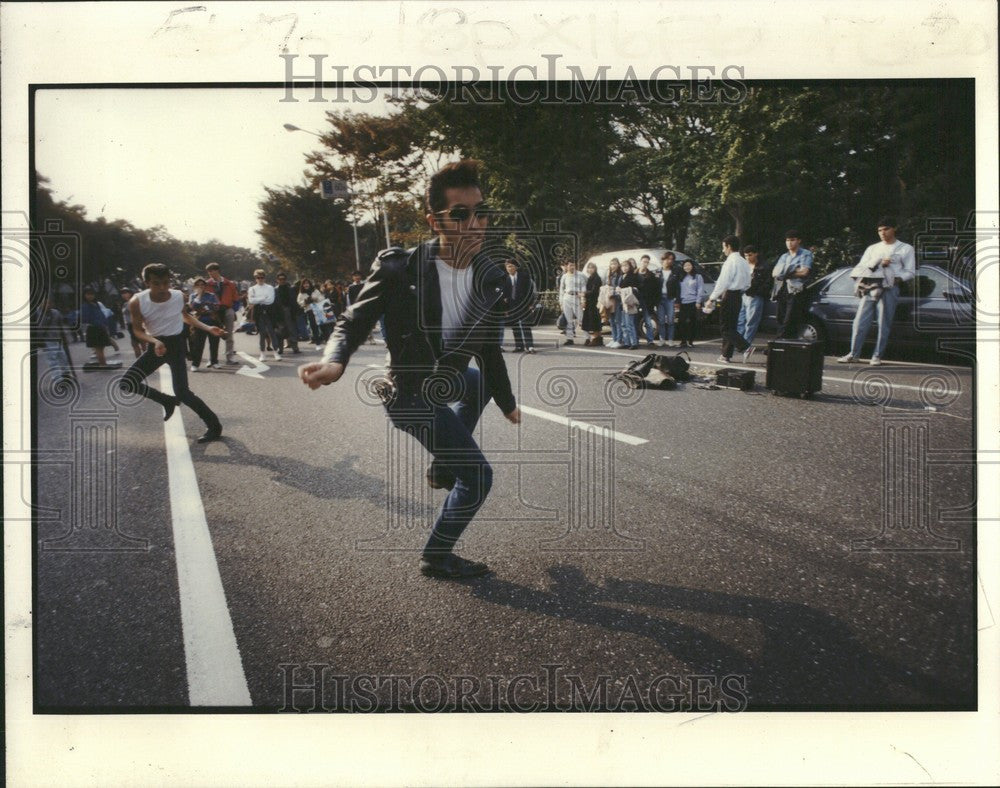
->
[504, 406, 522, 424]
[298, 361, 345, 390]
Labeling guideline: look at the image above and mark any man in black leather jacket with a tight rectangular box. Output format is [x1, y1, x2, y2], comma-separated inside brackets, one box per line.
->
[299, 160, 521, 580]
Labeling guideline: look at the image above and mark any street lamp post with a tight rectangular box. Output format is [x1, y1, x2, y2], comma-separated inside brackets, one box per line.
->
[283, 123, 361, 269]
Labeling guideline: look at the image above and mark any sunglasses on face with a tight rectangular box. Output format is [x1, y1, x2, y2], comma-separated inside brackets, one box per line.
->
[432, 202, 490, 222]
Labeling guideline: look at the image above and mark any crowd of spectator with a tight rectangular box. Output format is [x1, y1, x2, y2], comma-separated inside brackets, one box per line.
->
[37, 264, 359, 374]
[37, 218, 915, 378]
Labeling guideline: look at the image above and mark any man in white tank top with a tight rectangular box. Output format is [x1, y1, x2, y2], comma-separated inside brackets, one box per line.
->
[123, 263, 226, 442]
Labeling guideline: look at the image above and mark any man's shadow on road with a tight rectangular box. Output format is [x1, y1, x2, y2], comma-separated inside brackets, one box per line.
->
[191, 436, 433, 516]
[469, 565, 969, 709]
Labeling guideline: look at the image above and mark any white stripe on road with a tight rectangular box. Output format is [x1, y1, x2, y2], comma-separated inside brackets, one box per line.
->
[159, 367, 251, 706]
[519, 405, 648, 445]
[236, 351, 270, 379]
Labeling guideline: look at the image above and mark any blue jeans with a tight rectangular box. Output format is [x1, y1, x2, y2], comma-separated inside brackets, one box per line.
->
[637, 302, 657, 342]
[386, 365, 492, 557]
[737, 294, 765, 345]
[619, 309, 638, 346]
[849, 283, 899, 359]
[609, 304, 622, 343]
[657, 297, 676, 342]
[43, 340, 69, 376]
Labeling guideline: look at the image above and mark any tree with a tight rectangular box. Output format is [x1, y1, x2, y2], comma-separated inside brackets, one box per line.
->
[257, 182, 368, 279]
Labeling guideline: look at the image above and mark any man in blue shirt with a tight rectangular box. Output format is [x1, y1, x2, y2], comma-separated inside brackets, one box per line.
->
[771, 230, 814, 339]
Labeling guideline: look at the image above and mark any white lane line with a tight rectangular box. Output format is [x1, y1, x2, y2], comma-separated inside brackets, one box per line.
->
[236, 351, 270, 379]
[159, 367, 251, 706]
[519, 405, 648, 445]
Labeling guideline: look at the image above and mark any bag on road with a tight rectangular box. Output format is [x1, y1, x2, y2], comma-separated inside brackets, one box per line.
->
[609, 353, 677, 390]
[664, 351, 693, 382]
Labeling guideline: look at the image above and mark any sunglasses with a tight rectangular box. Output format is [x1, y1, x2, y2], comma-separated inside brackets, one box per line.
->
[432, 202, 490, 222]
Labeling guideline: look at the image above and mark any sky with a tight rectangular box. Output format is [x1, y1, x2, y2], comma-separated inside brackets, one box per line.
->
[34, 87, 390, 250]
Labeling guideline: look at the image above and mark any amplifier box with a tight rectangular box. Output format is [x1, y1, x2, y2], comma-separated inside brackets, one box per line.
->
[715, 368, 756, 391]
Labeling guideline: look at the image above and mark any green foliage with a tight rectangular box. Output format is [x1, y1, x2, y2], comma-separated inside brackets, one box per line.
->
[257, 183, 365, 279]
[33, 173, 262, 286]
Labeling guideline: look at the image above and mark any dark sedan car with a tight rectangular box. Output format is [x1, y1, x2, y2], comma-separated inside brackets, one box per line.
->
[795, 265, 975, 354]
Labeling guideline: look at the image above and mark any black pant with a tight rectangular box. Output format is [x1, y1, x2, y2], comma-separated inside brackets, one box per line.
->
[678, 302, 699, 343]
[277, 306, 299, 352]
[189, 324, 219, 366]
[718, 290, 749, 359]
[776, 289, 807, 338]
[304, 310, 321, 344]
[509, 320, 533, 349]
[254, 307, 279, 352]
[121, 333, 220, 429]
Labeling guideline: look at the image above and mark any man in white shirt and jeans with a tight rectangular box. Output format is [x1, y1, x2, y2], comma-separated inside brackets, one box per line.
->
[838, 217, 917, 366]
[558, 261, 587, 344]
[706, 235, 753, 364]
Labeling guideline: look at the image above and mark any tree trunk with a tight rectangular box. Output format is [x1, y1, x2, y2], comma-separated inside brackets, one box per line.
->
[727, 201, 744, 240]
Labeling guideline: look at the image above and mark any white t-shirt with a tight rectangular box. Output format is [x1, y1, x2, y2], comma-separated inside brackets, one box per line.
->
[248, 283, 276, 305]
[435, 257, 474, 344]
[137, 289, 185, 336]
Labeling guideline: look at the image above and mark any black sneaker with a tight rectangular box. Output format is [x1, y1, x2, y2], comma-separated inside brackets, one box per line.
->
[196, 424, 223, 443]
[163, 397, 180, 422]
[564, 339, 574, 345]
[419, 554, 491, 580]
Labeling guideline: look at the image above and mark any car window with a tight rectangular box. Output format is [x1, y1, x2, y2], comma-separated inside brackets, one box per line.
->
[901, 268, 951, 298]
[824, 270, 856, 296]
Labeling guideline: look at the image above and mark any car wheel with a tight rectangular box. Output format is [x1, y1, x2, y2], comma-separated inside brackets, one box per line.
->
[798, 319, 827, 349]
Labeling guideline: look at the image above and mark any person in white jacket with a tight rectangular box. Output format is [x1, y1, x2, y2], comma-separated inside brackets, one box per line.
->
[247, 269, 281, 361]
[838, 217, 916, 366]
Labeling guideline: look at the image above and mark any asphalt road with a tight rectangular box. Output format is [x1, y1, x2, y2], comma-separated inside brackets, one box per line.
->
[33, 326, 978, 712]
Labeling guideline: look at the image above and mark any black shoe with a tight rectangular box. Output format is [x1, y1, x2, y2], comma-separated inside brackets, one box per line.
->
[196, 424, 223, 443]
[163, 397, 179, 422]
[564, 339, 574, 345]
[419, 553, 491, 580]
[426, 465, 456, 491]
[646, 341, 656, 348]
[291, 348, 301, 354]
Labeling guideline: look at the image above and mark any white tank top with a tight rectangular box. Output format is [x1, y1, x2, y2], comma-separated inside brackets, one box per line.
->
[137, 289, 184, 336]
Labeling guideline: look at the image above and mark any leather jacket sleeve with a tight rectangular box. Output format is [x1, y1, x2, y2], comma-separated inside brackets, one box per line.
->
[323, 256, 393, 365]
[477, 343, 516, 415]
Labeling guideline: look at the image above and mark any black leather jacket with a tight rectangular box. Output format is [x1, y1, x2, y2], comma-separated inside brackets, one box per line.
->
[324, 240, 517, 414]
